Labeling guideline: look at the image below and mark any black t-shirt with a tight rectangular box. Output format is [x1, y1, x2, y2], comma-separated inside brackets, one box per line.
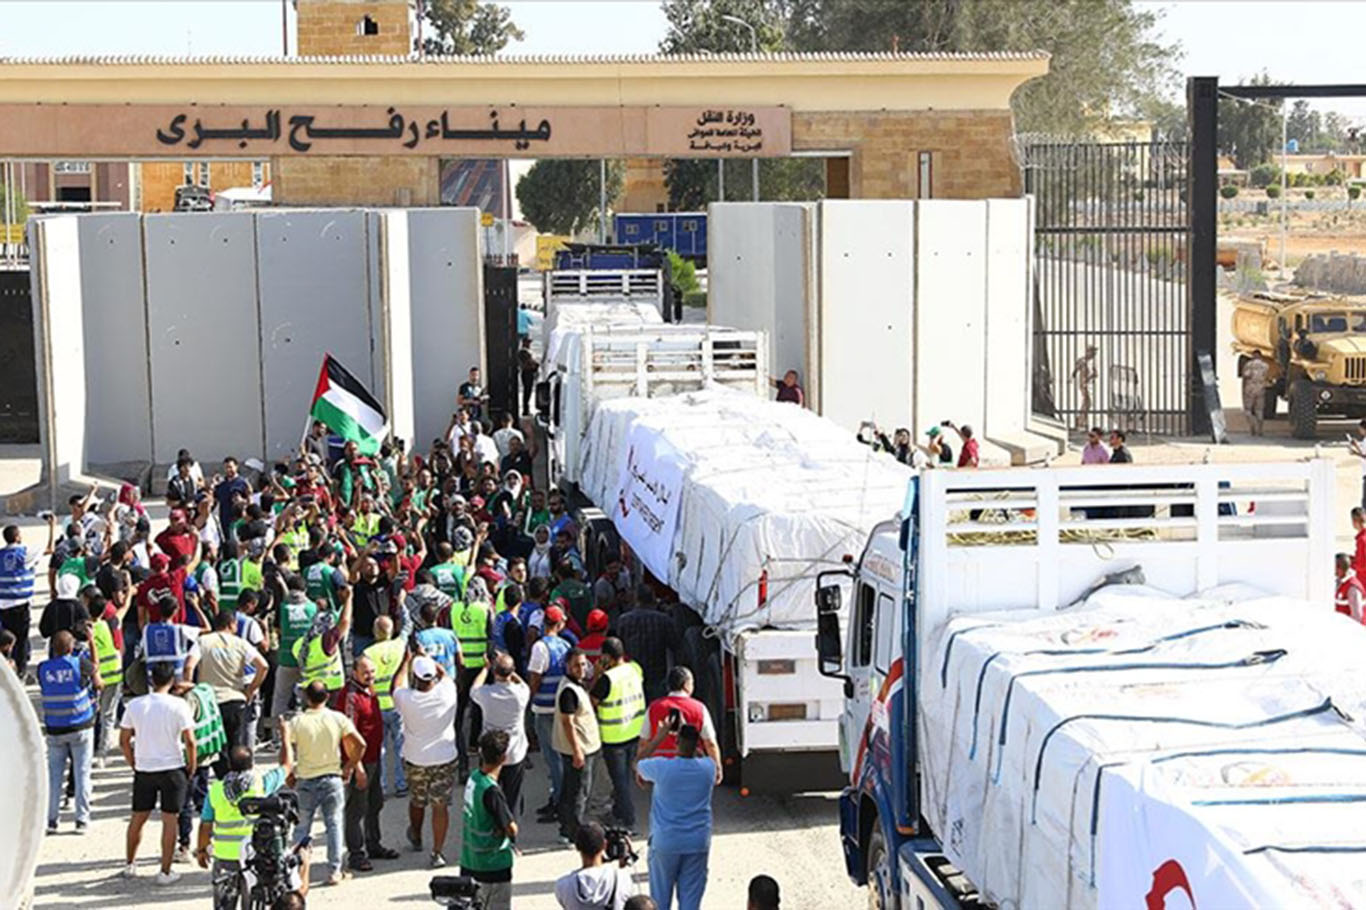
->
[937, 441, 954, 464]
[459, 382, 486, 419]
[95, 563, 130, 601]
[39, 598, 91, 641]
[557, 685, 580, 714]
[465, 782, 515, 883]
[500, 450, 533, 480]
[167, 474, 197, 506]
[352, 579, 390, 637]
[1110, 446, 1133, 464]
[589, 673, 611, 702]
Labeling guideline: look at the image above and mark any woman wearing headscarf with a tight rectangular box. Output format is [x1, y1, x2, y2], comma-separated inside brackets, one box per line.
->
[113, 483, 148, 544]
[527, 524, 554, 581]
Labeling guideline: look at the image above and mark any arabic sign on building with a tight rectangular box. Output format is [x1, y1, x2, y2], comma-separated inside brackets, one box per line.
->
[0, 104, 791, 158]
[613, 424, 686, 582]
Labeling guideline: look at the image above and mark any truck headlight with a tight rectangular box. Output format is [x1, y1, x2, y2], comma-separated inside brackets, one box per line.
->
[1314, 370, 1327, 381]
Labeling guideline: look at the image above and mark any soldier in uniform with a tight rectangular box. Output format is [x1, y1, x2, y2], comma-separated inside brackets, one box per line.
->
[1241, 349, 1271, 436]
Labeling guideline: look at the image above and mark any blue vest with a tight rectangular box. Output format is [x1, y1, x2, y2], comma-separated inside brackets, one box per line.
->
[533, 635, 571, 709]
[0, 545, 34, 602]
[236, 615, 258, 681]
[143, 621, 189, 678]
[39, 654, 94, 730]
[491, 609, 520, 657]
[416, 627, 460, 677]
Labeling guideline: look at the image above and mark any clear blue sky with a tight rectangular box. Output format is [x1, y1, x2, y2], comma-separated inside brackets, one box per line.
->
[0, 1, 1362, 117]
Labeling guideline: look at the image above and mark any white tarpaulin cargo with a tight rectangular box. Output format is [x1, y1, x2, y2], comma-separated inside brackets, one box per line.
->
[921, 585, 1366, 910]
[581, 387, 912, 635]
[542, 302, 663, 374]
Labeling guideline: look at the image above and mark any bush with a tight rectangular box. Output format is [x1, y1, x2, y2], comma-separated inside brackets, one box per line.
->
[1350, 186, 1362, 201]
[1305, 190, 1316, 200]
[1249, 163, 1280, 188]
[1265, 184, 1281, 199]
[683, 289, 707, 308]
[1219, 185, 1239, 199]
[1326, 169, 1345, 186]
[666, 250, 699, 295]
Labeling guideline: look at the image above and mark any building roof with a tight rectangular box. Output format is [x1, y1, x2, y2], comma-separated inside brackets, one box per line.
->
[0, 50, 1049, 66]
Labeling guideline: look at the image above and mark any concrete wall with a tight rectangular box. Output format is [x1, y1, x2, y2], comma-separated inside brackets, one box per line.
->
[29, 217, 88, 487]
[28, 207, 483, 475]
[706, 202, 814, 396]
[707, 198, 1047, 462]
[78, 214, 151, 468]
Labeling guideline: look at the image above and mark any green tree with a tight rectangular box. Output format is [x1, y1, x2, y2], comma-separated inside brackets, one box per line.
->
[418, 0, 523, 55]
[1217, 73, 1282, 169]
[0, 183, 29, 225]
[516, 160, 624, 235]
[1286, 99, 1321, 151]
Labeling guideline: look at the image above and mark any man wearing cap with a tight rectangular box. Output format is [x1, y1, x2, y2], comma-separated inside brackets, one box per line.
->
[527, 605, 572, 820]
[39, 571, 91, 651]
[393, 649, 460, 868]
[577, 610, 610, 662]
[926, 426, 954, 465]
[138, 552, 186, 625]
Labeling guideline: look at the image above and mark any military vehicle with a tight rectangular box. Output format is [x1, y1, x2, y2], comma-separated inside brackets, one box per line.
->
[1231, 290, 1366, 438]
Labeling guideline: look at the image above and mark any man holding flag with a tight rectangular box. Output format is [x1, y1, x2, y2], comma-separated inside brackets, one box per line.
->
[310, 355, 388, 509]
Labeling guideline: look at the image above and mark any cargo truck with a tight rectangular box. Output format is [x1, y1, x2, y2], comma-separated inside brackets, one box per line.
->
[614, 212, 708, 264]
[543, 242, 674, 325]
[815, 459, 1366, 909]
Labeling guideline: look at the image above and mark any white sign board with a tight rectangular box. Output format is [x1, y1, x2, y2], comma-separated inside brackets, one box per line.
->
[611, 423, 685, 581]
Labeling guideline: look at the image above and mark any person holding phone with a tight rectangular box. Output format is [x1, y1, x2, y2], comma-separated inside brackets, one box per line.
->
[640, 668, 721, 782]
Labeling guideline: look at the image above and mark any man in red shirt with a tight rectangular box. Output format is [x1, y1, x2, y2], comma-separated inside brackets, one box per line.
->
[950, 422, 980, 469]
[137, 554, 186, 626]
[641, 666, 722, 779]
[153, 510, 199, 574]
[576, 609, 610, 662]
[330, 654, 398, 872]
[1336, 552, 1365, 623]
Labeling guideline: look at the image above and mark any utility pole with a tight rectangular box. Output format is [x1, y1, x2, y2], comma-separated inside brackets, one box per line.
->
[1279, 103, 1288, 276]
[599, 159, 608, 243]
[717, 159, 725, 204]
[721, 14, 762, 201]
[280, 0, 288, 55]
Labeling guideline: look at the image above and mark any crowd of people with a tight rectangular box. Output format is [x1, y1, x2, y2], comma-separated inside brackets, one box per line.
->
[2, 403, 787, 910]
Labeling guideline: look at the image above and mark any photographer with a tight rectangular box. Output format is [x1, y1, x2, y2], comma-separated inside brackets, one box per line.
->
[554, 821, 636, 910]
[459, 729, 518, 910]
[196, 741, 293, 909]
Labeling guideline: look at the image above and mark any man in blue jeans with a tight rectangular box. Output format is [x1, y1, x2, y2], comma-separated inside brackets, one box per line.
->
[288, 680, 367, 885]
[39, 629, 101, 833]
[636, 722, 716, 910]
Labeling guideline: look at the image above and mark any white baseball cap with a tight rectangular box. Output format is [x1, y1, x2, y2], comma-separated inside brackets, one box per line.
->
[412, 656, 438, 681]
[56, 574, 81, 599]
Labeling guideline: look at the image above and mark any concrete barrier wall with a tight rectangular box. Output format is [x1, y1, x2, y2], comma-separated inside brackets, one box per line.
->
[30, 217, 87, 486]
[406, 208, 484, 446]
[28, 207, 484, 475]
[982, 199, 1033, 446]
[78, 214, 152, 469]
[706, 202, 813, 395]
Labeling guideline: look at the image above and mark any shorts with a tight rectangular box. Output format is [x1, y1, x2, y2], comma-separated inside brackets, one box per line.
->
[132, 768, 189, 814]
[404, 759, 457, 808]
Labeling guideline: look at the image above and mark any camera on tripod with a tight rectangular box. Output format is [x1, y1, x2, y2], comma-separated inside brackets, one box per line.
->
[239, 791, 302, 895]
[431, 875, 482, 908]
[604, 826, 638, 865]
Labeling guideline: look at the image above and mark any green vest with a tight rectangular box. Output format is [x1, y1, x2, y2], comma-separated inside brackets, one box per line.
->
[91, 619, 122, 687]
[207, 772, 265, 862]
[450, 601, 491, 669]
[364, 638, 405, 711]
[217, 558, 242, 608]
[460, 769, 513, 873]
[306, 562, 342, 611]
[293, 636, 344, 691]
[278, 598, 318, 668]
[58, 556, 90, 585]
[431, 562, 467, 600]
[187, 683, 227, 763]
[241, 559, 263, 592]
[597, 661, 646, 744]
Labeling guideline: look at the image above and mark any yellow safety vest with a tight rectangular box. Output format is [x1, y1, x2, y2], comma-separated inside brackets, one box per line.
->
[597, 661, 646, 744]
[450, 601, 491, 669]
[207, 772, 265, 862]
[91, 619, 122, 687]
[363, 638, 405, 711]
[351, 513, 380, 546]
[292, 636, 344, 691]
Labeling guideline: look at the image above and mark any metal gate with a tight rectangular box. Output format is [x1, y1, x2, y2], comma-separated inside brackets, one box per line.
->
[482, 264, 520, 420]
[1023, 140, 1190, 436]
[0, 269, 38, 443]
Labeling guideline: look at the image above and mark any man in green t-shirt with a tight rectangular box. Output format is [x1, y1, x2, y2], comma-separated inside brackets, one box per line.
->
[460, 729, 516, 908]
[271, 574, 319, 737]
[550, 561, 593, 634]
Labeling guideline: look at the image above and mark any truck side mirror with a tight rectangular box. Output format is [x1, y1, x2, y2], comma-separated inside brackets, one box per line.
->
[816, 598, 846, 680]
[816, 583, 841, 616]
[535, 380, 551, 418]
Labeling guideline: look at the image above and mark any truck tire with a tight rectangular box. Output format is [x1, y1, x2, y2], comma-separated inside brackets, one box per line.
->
[866, 823, 898, 910]
[1289, 380, 1318, 439]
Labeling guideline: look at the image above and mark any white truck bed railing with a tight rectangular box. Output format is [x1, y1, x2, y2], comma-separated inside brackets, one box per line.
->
[916, 460, 1335, 646]
[544, 268, 664, 304]
[579, 325, 769, 400]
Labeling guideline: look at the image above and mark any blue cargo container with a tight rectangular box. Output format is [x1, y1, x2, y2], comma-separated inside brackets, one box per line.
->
[614, 212, 707, 264]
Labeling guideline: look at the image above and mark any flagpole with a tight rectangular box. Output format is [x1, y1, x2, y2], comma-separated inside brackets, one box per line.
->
[298, 410, 313, 458]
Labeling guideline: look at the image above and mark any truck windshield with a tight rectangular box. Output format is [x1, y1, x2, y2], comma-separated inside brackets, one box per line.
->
[1353, 314, 1366, 333]
[1310, 313, 1348, 333]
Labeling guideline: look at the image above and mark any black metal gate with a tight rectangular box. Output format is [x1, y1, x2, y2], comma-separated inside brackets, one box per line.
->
[482, 264, 520, 421]
[0, 269, 38, 443]
[1024, 140, 1190, 436]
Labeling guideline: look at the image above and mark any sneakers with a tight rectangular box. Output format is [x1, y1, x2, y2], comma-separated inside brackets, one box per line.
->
[369, 845, 400, 860]
[406, 825, 423, 852]
[429, 851, 446, 869]
[120, 863, 138, 879]
[74, 822, 87, 835]
[171, 845, 192, 864]
[325, 870, 347, 886]
[155, 870, 181, 886]
[95, 755, 106, 770]
[395, 785, 408, 798]
[46, 821, 57, 835]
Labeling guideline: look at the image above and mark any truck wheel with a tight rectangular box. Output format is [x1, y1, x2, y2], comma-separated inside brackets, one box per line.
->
[1262, 387, 1278, 420]
[866, 824, 898, 910]
[1288, 380, 1318, 439]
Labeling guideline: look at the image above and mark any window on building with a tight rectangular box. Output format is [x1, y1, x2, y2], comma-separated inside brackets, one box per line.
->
[918, 151, 933, 199]
[182, 162, 194, 186]
[357, 14, 379, 35]
[197, 162, 211, 188]
[252, 162, 265, 188]
[681, 220, 697, 232]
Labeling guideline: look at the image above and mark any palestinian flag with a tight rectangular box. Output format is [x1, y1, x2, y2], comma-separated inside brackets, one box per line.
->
[310, 354, 387, 456]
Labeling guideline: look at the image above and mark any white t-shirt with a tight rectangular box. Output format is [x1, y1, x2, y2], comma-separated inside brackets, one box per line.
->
[527, 638, 558, 715]
[394, 676, 458, 766]
[474, 434, 500, 467]
[120, 692, 194, 773]
[470, 680, 531, 765]
[492, 427, 524, 460]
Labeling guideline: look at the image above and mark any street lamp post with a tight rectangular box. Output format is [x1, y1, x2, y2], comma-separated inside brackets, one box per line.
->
[720, 14, 761, 202]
